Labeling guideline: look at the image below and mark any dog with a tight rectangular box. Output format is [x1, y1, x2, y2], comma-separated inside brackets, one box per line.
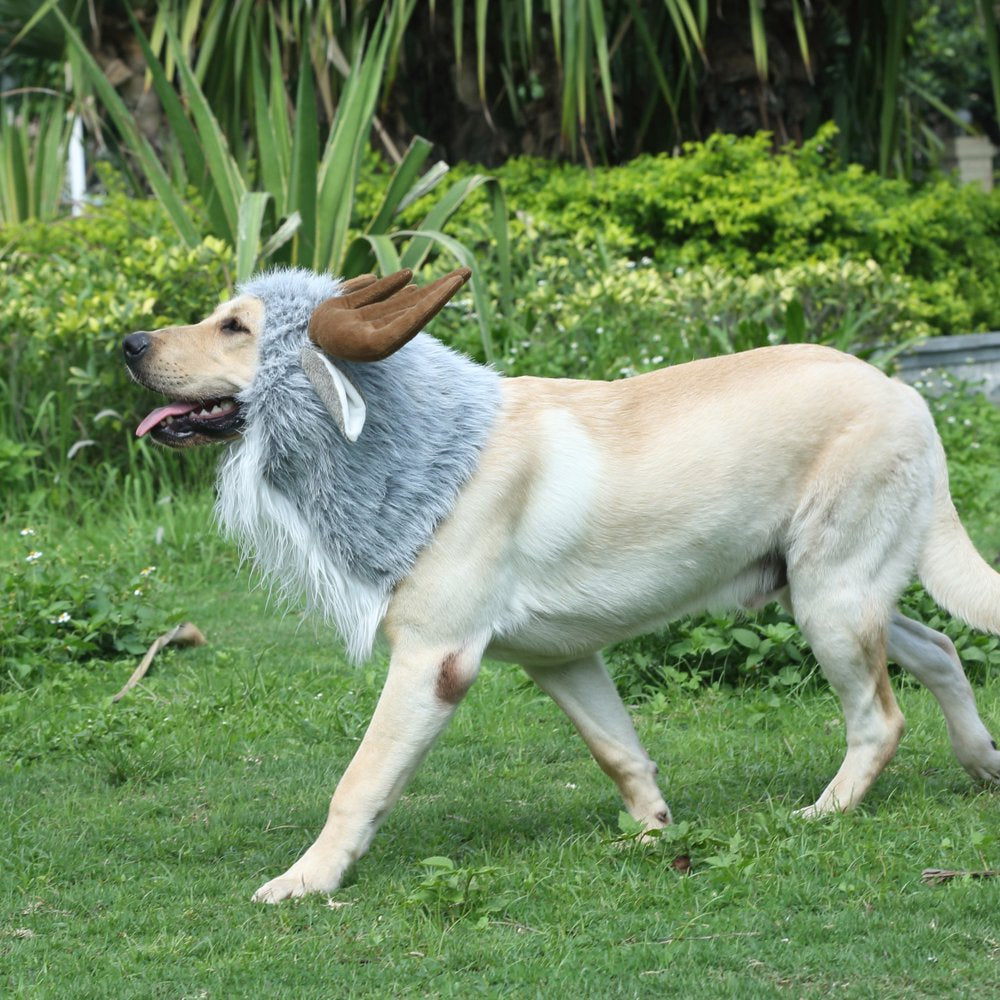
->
[123, 267, 1000, 903]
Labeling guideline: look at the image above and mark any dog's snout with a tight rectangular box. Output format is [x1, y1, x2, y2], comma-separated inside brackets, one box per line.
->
[122, 331, 152, 363]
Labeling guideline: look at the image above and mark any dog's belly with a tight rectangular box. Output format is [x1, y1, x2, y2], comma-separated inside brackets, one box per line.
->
[485, 539, 787, 663]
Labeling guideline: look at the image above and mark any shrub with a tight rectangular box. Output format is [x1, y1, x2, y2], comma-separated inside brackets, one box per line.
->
[431, 242, 932, 382]
[0, 187, 232, 504]
[440, 126, 1000, 337]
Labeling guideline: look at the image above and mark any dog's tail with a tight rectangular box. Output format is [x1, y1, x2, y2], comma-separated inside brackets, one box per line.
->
[917, 443, 1000, 636]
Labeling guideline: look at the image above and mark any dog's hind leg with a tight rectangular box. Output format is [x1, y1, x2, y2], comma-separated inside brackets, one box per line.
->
[252, 640, 484, 903]
[888, 612, 1000, 783]
[791, 574, 906, 817]
[523, 652, 671, 831]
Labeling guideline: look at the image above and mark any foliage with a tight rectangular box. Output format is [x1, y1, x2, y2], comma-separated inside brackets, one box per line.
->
[6, 124, 998, 507]
[0, 186, 230, 504]
[610, 610, 816, 698]
[908, 1, 999, 141]
[654, 258, 929, 356]
[442, 128, 1000, 336]
[404, 856, 507, 928]
[53, 5, 510, 350]
[7, 1, 997, 178]
[467, 249, 931, 382]
[0, 92, 73, 224]
[1, 523, 181, 689]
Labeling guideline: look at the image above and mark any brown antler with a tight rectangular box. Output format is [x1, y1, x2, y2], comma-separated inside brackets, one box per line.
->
[336, 273, 379, 296]
[308, 268, 472, 363]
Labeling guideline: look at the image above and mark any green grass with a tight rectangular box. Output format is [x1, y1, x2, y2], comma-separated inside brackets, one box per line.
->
[2, 496, 1000, 998]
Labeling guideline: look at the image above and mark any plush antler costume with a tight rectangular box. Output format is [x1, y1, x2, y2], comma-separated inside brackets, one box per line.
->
[217, 267, 501, 662]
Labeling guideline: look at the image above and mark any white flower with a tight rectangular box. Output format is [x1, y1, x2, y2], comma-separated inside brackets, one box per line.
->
[19, 528, 35, 537]
[133, 588, 143, 596]
[25, 551, 42, 562]
[54, 612, 71, 624]
[139, 566, 156, 577]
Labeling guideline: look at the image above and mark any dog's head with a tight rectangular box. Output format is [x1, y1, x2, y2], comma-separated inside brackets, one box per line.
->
[123, 268, 471, 448]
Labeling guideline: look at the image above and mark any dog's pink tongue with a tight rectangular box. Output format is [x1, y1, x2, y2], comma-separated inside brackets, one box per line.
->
[135, 401, 200, 437]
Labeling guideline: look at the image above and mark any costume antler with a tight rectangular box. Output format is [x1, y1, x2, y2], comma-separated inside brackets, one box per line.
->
[308, 268, 472, 363]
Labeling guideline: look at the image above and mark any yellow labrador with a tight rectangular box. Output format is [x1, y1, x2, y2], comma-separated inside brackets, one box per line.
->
[123, 269, 1000, 903]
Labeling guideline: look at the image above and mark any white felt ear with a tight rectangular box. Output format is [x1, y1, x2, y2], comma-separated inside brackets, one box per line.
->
[300, 346, 367, 443]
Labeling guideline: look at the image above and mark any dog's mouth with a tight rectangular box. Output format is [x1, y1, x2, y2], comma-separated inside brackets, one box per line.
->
[135, 397, 244, 448]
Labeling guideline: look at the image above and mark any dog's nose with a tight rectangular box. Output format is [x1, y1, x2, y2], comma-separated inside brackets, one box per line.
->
[122, 332, 151, 362]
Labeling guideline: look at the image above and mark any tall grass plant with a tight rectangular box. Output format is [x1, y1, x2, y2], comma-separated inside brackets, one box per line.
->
[0, 92, 72, 224]
[54, 6, 512, 355]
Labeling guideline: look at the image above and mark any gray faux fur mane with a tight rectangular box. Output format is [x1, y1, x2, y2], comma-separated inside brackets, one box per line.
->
[216, 268, 502, 661]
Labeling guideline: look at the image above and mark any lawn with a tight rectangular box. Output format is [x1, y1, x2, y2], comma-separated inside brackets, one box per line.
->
[2, 494, 999, 999]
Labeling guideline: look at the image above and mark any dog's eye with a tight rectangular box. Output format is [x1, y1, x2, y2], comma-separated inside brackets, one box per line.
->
[221, 317, 249, 334]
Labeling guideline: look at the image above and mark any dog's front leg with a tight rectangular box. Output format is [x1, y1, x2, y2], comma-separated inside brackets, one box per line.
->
[252, 641, 482, 903]
[523, 653, 671, 833]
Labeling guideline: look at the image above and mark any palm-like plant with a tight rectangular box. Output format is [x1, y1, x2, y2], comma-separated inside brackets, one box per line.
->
[0, 91, 74, 223]
[4, 1, 997, 220]
[43, 3, 511, 357]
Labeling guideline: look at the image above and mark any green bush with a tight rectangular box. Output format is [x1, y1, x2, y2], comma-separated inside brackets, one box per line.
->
[609, 607, 816, 699]
[452, 249, 931, 381]
[0, 188, 232, 505]
[439, 125, 1000, 338]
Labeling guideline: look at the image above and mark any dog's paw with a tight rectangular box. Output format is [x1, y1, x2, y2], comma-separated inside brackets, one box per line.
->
[959, 742, 1000, 784]
[252, 866, 342, 904]
[791, 802, 836, 820]
[252, 876, 308, 904]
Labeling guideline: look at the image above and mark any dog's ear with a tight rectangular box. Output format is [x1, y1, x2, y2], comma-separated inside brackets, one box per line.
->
[300, 345, 367, 443]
